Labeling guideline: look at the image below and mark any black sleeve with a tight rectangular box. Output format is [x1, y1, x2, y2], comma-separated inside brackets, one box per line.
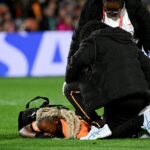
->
[126, 0, 150, 51]
[67, 25, 80, 63]
[67, 0, 103, 62]
[65, 37, 96, 83]
[137, 2, 150, 51]
[138, 50, 150, 87]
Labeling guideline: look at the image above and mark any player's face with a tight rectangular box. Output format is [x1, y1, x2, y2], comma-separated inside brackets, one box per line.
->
[38, 118, 59, 134]
[103, 1, 123, 19]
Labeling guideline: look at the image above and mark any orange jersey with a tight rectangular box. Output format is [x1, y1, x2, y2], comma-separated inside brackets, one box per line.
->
[60, 119, 90, 139]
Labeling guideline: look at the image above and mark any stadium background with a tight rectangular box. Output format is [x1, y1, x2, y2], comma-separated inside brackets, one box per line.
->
[0, 0, 150, 150]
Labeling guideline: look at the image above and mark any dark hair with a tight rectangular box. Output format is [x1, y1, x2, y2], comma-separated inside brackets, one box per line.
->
[103, 0, 125, 6]
[103, 0, 124, 3]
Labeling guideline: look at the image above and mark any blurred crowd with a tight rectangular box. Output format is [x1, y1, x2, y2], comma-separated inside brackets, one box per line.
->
[0, 0, 149, 32]
[0, 0, 85, 32]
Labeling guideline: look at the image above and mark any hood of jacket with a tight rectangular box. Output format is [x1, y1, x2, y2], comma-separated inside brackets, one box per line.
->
[80, 20, 132, 44]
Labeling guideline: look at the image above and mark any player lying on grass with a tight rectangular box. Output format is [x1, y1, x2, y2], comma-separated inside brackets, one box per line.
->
[19, 107, 90, 139]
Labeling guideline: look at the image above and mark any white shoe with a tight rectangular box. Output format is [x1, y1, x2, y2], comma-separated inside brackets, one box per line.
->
[80, 124, 112, 140]
[139, 130, 150, 138]
[143, 108, 150, 134]
[139, 133, 150, 138]
[80, 125, 99, 140]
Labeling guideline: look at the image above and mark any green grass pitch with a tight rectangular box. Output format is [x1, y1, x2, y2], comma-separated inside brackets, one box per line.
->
[0, 77, 150, 150]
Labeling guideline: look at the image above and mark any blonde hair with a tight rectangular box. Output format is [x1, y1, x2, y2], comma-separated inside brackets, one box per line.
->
[36, 107, 81, 138]
[36, 107, 61, 122]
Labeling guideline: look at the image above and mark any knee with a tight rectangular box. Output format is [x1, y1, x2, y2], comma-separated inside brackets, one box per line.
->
[64, 83, 71, 96]
[64, 82, 79, 98]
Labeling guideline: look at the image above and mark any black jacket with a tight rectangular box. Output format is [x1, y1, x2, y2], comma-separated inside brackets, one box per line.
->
[66, 0, 150, 66]
[65, 26, 150, 112]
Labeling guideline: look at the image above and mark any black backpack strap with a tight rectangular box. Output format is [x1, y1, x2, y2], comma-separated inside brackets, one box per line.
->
[26, 96, 49, 109]
[47, 104, 69, 110]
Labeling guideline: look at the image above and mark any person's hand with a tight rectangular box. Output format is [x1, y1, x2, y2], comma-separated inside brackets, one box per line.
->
[62, 82, 66, 95]
[36, 132, 54, 138]
[43, 132, 54, 138]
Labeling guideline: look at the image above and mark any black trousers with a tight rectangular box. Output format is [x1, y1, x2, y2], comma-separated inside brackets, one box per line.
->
[64, 82, 102, 127]
[104, 95, 148, 138]
[64, 82, 149, 138]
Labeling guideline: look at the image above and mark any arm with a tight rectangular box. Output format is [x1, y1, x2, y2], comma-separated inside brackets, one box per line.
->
[126, 0, 150, 51]
[19, 122, 54, 138]
[65, 37, 96, 83]
[19, 124, 37, 138]
[65, 0, 103, 89]
[67, 25, 80, 63]
[19, 121, 41, 138]
[136, 1, 150, 51]
[67, 0, 103, 62]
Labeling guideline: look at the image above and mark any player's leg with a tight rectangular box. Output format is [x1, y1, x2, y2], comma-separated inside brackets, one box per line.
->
[64, 82, 101, 124]
[104, 94, 149, 138]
